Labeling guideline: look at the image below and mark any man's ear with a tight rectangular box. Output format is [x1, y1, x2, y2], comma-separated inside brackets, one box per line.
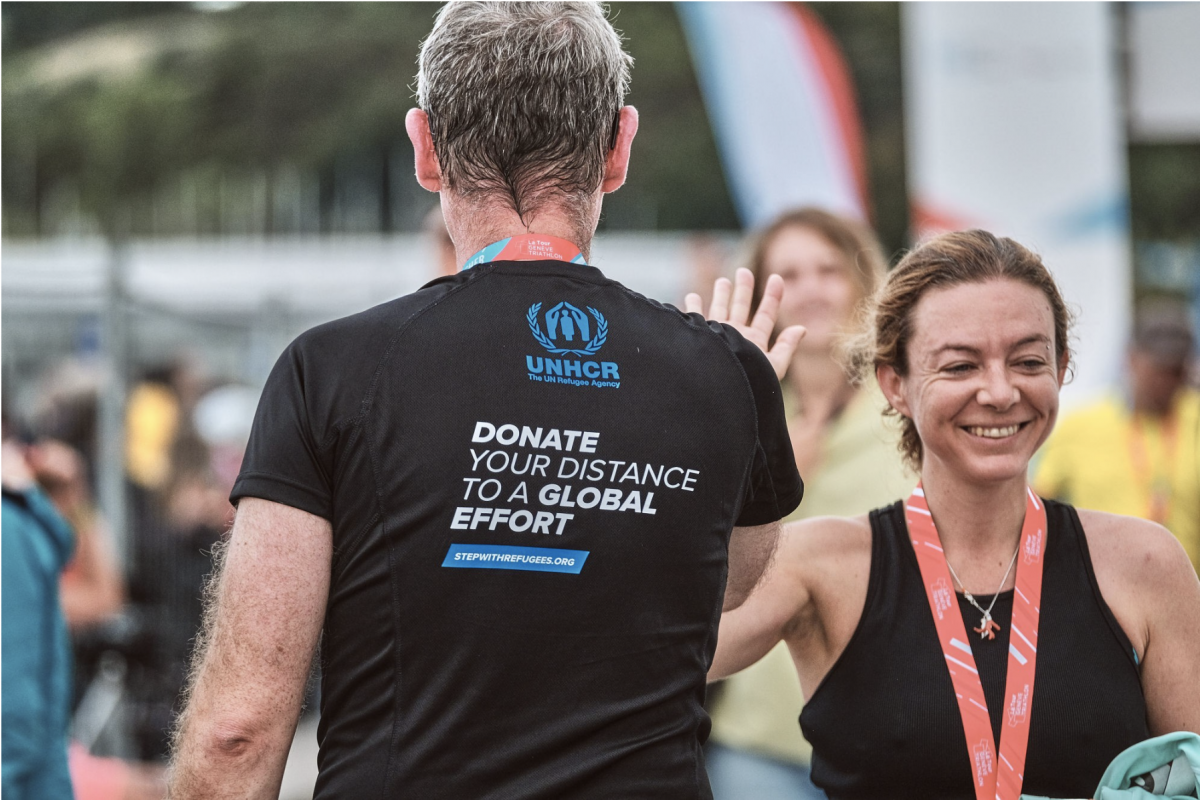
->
[601, 106, 639, 194]
[406, 108, 443, 192]
[877, 364, 912, 418]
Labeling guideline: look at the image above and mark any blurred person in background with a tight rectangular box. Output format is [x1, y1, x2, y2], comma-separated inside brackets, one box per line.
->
[3, 416, 77, 800]
[1034, 297, 1200, 575]
[32, 359, 104, 490]
[126, 364, 185, 496]
[127, 379, 248, 762]
[27, 438, 125, 629]
[11, 431, 169, 800]
[126, 357, 208, 538]
[167, 2, 804, 797]
[703, 209, 913, 799]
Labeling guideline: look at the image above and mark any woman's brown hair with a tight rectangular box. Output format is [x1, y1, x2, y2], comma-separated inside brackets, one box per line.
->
[747, 207, 888, 322]
[847, 229, 1074, 471]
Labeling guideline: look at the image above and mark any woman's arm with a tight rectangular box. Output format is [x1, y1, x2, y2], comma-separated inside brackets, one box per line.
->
[710, 529, 807, 680]
[1135, 526, 1200, 734]
[711, 515, 868, 683]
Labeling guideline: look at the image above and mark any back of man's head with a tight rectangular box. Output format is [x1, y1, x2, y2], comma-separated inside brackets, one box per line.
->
[416, 1, 632, 221]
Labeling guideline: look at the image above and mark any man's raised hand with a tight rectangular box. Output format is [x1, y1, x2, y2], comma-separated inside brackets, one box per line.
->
[685, 268, 805, 381]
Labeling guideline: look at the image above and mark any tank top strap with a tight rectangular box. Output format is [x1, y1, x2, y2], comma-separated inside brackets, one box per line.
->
[864, 500, 906, 619]
[1044, 499, 1141, 670]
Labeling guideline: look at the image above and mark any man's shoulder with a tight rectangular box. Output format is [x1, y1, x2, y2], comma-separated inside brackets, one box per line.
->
[293, 275, 468, 355]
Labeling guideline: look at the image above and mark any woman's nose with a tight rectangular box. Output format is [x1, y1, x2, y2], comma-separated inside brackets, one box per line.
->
[976, 365, 1019, 410]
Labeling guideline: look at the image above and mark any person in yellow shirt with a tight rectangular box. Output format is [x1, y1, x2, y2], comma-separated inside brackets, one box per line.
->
[1034, 299, 1200, 574]
[704, 209, 913, 799]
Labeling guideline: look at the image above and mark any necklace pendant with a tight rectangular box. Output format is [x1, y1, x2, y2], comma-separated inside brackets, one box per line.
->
[974, 615, 1000, 640]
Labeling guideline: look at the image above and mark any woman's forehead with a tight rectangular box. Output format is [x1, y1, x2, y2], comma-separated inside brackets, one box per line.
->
[766, 225, 842, 265]
[909, 279, 1055, 350]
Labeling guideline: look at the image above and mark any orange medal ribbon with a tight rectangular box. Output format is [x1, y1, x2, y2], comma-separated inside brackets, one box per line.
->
[462, 234, 586, 271]
[905, 484, 1047, 800]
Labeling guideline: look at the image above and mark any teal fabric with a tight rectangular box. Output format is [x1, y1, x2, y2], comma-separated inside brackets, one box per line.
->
[1, 486, 76, 800]
[1095, 733, 1200, 799]
[1021, 732, 1200, 800]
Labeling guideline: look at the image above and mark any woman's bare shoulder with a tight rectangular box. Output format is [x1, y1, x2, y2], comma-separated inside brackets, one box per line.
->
[1075, 509, 1197, 657]
[781, 513, 873, 563]
[775, 513, 874, 603]
[1075, 509, 1192, 581]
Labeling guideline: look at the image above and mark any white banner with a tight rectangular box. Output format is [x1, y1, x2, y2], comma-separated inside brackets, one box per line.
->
[903, 2, 1131, 406]
[678, 2, 867, 227]
[1129, 2, 1200, 142]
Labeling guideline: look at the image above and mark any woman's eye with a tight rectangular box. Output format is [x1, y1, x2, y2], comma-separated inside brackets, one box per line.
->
[1017, 359, 1047, 370]
[944, 363, 974, 374]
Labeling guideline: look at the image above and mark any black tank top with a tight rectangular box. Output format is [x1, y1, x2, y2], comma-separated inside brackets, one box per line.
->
[799, 499, 1149, 799]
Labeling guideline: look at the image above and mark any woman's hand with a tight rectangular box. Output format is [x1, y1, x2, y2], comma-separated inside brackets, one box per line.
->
[685, 268, 806, 382]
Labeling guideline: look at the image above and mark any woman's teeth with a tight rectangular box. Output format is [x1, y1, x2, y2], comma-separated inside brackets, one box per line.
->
[967, 425, 1020, 439]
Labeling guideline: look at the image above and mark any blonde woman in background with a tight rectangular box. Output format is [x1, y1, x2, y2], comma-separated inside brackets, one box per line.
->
[703, 209, 913, 799]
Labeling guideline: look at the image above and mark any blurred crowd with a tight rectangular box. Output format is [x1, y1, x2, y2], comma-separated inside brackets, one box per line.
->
[3, 353, 258, 800]
[4, 207, 1199, 800]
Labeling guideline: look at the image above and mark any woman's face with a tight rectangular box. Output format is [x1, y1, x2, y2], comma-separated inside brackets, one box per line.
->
[762, 225, 858, 351]
[878, 278, 1067, 485]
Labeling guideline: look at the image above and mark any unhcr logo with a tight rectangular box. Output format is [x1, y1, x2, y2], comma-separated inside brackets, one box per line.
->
[525, 301, 620, 389]
[527, 302, 607, 356]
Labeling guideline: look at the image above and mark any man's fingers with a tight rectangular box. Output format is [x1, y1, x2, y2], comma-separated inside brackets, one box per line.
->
[684, 293, 703, 315]
[768, 325, 807, 381]
[708, 278, 732, 322]
[750, 273, 785, 338]
[728, 268, 755, 327]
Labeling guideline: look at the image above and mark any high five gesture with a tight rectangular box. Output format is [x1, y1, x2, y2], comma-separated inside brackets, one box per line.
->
[686, 268, 805, 381]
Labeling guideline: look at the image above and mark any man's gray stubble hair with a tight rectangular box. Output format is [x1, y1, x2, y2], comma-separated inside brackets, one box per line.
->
[416, 1, 633, 221]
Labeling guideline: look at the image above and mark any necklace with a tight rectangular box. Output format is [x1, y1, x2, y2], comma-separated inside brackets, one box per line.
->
[943, 545, 1020, 640]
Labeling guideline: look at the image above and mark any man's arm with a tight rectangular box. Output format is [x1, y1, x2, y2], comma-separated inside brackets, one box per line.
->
[723, 520, 781, 611]
[167, 498, 331, 800]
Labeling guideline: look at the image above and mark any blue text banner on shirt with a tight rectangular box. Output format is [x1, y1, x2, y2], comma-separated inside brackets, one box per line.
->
[442, 544, 590, 574]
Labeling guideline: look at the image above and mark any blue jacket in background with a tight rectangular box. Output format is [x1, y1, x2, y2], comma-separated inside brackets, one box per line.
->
[2, 485, 76, 800]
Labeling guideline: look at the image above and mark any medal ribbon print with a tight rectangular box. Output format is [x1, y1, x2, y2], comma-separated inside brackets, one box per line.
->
[905, 484, 1047, 800]
[462, 234, 587, 271]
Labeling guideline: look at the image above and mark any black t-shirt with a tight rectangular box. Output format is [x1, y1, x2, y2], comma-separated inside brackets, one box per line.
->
[232, 260, 802, 799]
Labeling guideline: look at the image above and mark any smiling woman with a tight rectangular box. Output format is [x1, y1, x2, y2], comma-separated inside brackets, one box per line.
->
[707, 229, 1200, 800]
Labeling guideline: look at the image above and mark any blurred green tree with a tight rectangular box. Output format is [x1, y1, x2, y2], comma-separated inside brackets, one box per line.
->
[3, 2, 1195, 252]
[3, 3, 439, 235]
[2, 2, 738, 238]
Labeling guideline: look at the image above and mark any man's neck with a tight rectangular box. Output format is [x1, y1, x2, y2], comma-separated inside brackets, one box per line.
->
[445, 195, 598, 269]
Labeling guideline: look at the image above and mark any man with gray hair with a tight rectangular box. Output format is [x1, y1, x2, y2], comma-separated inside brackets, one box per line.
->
[168, 3, 803, 797]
